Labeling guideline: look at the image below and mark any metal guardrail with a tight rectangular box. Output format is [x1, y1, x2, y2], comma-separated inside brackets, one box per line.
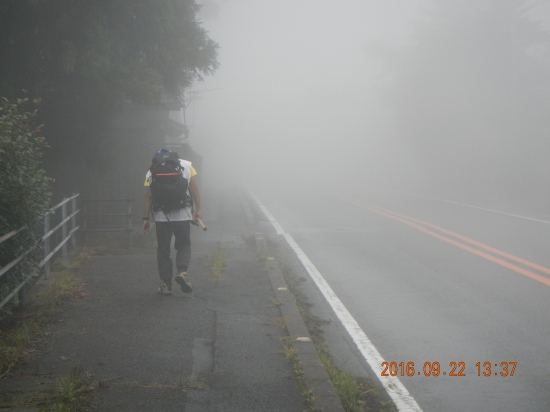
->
[0, 194, 80, 311]
[82, 198, 135, 248]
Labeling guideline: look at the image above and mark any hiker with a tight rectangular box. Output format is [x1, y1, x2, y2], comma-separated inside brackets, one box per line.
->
[142, 148, 202, 295]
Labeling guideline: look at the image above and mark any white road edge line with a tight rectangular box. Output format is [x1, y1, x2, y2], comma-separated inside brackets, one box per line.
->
[381, 187, 550, 225]
[248, 190, 285, 235]
[248, 189, 423, 412]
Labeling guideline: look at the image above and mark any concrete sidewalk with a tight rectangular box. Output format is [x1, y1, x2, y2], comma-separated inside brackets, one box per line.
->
[1, 186, 344, 411]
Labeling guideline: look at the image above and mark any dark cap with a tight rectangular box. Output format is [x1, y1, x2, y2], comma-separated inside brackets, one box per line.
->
[154, 147, 171, 157]
[153, 151, 180, 164]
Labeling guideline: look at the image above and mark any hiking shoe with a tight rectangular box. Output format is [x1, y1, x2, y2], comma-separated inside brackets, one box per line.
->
[157, 281, 173, 295]
[175, 272, 192, 293]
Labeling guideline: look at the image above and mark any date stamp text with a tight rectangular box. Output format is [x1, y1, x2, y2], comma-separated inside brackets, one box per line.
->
[380, 361, 517, 377]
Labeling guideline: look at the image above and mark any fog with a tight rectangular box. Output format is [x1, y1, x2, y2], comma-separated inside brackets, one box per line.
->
[187, 0, 550, 211]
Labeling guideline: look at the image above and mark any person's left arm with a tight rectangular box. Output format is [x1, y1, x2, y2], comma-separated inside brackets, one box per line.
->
[189, 175, 201, 220]
[143, 186, 153, 234]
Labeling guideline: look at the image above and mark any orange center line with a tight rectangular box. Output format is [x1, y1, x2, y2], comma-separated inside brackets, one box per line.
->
[341, 196, 550, 288]
[361, 198, 550, 277]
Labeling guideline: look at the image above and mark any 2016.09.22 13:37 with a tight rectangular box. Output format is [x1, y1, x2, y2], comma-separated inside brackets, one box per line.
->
[380, 361, 517, 377]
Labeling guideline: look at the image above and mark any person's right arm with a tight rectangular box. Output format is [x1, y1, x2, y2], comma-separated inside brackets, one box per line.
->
[143, 186, 153, 234]
[189, 175, 201, 220]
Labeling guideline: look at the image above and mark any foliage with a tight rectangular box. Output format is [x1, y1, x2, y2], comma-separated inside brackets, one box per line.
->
[0, 97, 51, 317]
[207, 244, 228, 281]
[277, 258, 395, 412]
[52, 364, 94, 411]
[0, 1, 219, 105]
[0, 249, 88, 379]
[0, 1, 219, 197]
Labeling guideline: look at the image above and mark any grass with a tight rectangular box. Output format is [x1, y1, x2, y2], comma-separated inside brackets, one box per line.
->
[269, 293, 284, 307]
[0, 249, 92, 411]
[277, 258, 397, 412]
[255, 245, 269, 261]
[174, 373, 210, 391]
[317, 345, 395, 412]
[186, 376, 209, 390]
[0, 249, 90, 379]
[241, 234, 256, 248]
[49, 364, 94, 411]
[272, 316, 293, 328]
[278, 262, 329, 340]
[206, 244, 228, 281]
[0, 321, 36, 379]
[280, 337, 315, 411]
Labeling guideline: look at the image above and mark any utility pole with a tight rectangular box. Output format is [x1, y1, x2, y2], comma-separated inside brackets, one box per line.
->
[182, 88, 223, 127]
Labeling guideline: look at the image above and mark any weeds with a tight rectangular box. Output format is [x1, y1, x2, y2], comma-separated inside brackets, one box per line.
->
[269, 294, 283, 307]
[206, 245, 228, 281]
[51, 364, 94, 411]
[280, 337, 315, 411]
[272, 316, 293, 328]
[317, 346, 392, 412]
[278, 261, 329, 342]
[173, 374, 210, 391]
[0, 321, 37, 378]
[256, 246, 269, 261]
[277, 257, 396, 412]
[240, 234, 255, 248]
[0, 249, 90, 379]
[186, 376, 209, 390]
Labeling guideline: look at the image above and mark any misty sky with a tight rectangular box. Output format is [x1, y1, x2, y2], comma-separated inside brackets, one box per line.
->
[187, 0, 550, 203]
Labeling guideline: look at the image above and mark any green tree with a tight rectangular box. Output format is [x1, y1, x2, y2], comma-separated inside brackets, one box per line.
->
[0, 97, 51, 316]
[0, 1, 219, 196]
[0, 0, 218, 104]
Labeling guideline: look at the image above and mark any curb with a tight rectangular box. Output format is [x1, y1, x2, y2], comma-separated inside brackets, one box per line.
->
[239, 191, 345, 412]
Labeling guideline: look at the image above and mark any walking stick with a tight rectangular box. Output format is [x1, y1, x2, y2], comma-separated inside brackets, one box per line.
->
[196, 218, 207, 231]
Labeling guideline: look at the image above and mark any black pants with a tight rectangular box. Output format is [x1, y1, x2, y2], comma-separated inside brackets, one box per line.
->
[155, 220, 191, 284]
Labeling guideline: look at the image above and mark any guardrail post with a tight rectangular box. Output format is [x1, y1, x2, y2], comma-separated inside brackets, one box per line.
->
[61, 199, 68, 257]
[0, 194, 81, 313]
[44, 212, 51, 280]
[127, 198, 133, 248]
[71, 194, 77, 250]
[83, 199, 88, 246]
[18, 288, 25, 309]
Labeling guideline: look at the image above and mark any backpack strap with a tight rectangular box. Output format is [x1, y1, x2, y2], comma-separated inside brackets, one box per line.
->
[155, 172, 182, 177]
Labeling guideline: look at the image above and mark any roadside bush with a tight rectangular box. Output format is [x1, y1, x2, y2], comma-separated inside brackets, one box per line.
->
[0, 97, 51, 318]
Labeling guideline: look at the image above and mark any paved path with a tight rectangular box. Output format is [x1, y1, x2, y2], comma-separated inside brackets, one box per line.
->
[2, 187, 310, 411]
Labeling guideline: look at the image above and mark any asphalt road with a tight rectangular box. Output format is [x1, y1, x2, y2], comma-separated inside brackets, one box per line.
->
[250, 182, 550, 412]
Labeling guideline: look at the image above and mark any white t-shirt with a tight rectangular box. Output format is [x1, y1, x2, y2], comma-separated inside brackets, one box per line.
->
[145, 159, 195, 222]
